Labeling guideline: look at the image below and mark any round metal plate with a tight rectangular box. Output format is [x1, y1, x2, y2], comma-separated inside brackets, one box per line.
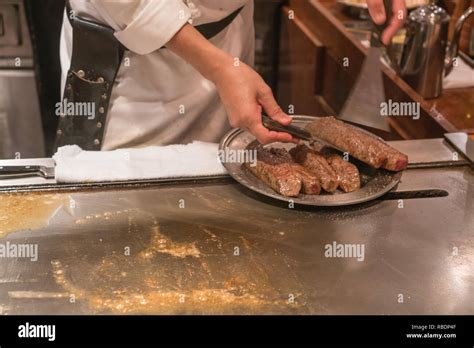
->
[218, 116, 402, 206]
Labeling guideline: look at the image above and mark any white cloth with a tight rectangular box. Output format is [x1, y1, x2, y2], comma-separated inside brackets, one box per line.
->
[53, 142, 227, 183]
[60, 0, 254, 150]
[444, 57, 474, 90]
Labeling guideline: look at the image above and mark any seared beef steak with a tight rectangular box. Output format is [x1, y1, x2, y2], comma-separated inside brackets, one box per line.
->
[269, 148, 321, 195]
[289, 145, 339, 193]
[325, 154, 360, 193]
[378, 143, 409, 171]
[305, 117, 408, 171]
[242, 117, 407, 198]
[245, 146, 302, 197]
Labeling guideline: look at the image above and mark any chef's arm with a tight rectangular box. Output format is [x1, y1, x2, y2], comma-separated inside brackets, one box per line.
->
[166, 23, 297, 145]
[86, 0, 294, 144]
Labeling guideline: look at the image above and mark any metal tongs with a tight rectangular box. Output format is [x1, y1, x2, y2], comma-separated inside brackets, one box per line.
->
[372, 0, 401, 76]
[261, 115, 345, 152]
[0, 165, 55, 180]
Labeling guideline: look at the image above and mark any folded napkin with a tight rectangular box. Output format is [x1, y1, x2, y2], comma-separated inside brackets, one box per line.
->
[53, 142, 227, 183]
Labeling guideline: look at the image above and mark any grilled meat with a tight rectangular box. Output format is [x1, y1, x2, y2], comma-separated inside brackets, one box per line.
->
[289, 145, 339, 193]
[305, 116, 408, 171]
[269, 148, 321, 195]
[379, 143, 409, 171]
[325, 154, 360, 193]
[245, 146, 302, 197]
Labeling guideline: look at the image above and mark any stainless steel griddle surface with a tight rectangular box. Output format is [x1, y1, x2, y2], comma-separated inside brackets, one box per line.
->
[0, 163, 472, 315]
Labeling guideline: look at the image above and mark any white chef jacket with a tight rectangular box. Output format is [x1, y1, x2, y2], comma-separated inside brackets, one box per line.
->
[60, 0, 255, 150]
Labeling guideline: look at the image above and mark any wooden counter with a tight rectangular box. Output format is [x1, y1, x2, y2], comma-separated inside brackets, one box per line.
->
[277, 0, 474, 140]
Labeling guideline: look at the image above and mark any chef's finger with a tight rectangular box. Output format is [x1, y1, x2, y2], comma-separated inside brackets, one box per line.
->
[382, 0, 406, 45]
[249, 122, 295, 145]
[367, 0, 386, 25]
[381, 19, 400, 45]
[257, 86, 292, 126]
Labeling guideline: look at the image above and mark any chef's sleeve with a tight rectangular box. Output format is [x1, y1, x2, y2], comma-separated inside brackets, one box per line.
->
[89, 0, 192, 55]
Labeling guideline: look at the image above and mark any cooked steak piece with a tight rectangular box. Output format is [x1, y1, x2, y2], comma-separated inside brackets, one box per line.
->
[325, 154, 360, 193]
[305, 116, 408, 171]
[289, 145, 339, 193]
[269, 148, 321, 195]
[379, 143, 409, 171]
[245, 146, 302, 197]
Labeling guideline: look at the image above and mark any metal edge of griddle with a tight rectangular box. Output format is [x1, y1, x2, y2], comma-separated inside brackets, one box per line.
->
[407, 161, 471, 169]
[403, 135, 472, 169]
[444, 132, 474, 163]
[388, 136, 472, 170]
[0, 175, 233, 194]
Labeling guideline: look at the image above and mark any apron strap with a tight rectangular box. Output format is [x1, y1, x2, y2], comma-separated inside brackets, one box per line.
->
[195, 7, 244, 40]
[54, 2, 125, 151]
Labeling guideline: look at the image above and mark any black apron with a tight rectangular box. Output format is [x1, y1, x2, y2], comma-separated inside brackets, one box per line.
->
[54, 1, 243, 152]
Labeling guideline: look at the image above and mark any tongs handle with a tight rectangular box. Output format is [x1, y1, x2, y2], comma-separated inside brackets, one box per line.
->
[370, 0, 402, 75]
[0, 165, 49, 179]
[0, 165, 41, 174]
[261, 114, 312, 141]
[372, 0, 393, 41]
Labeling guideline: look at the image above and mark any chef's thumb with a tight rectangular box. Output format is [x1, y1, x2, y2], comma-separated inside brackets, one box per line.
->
[258, 86, 292, 126]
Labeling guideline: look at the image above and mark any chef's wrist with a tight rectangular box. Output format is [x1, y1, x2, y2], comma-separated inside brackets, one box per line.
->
[202, 52, 236, 85]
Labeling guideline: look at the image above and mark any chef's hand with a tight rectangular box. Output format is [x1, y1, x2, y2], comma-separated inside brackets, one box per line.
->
[166, 24, 296, 145]
[213, 61, 297, 145]
[367, 0, 407, 45]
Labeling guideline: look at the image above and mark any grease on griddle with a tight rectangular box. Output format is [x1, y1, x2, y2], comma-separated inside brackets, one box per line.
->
[75, 209, 202, 259]
[52, 255, 300, 314]
[74, 209, 135, 225]
[51, 211, 304, 314]
[51, 250, 301, 314]
[0, 193, 69, 237]
[138, 226, 201, 259]
[8, 291, 70, 299]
